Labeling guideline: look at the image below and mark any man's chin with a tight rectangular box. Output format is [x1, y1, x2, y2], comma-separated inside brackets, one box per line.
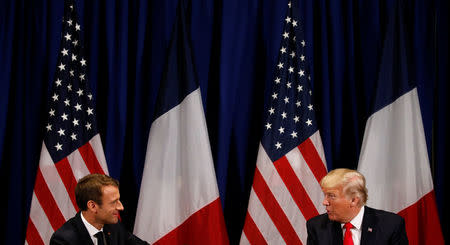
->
[105, 217, 119, 224]
[327, 213, 337, 221]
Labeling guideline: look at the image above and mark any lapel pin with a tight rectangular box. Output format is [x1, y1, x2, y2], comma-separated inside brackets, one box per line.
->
[368, 227, 373, 232]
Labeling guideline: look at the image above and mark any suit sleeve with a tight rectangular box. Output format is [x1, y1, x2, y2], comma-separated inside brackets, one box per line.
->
[125, 231, 150, 245]
[390, 216, 408, 245]
[114, 222, 149, 245]
[49, 232, 69, 245]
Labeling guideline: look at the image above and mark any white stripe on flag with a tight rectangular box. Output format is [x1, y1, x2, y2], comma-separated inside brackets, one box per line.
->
[309, 131, 327, 168]
[358, 88, 434, 212]
[89, 134, 109, 174]
[257, 145, 307, 242]
[39, 144, 77, 219]
[247, 188, 284, 244]
[285, 142, 325, 214]
[67, 148, 91, 181]
[29, 192, 54, 244]
[134, 88, 220, 243]
[239, 232, 250, 245]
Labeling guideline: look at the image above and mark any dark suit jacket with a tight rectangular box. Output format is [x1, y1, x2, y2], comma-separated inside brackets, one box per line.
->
[306, 206, 408, 245]
[50, 212, 149, 245]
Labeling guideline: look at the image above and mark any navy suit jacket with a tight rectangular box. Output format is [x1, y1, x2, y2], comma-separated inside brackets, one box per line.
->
[306, 206, 408, 245]
[50, 212, 149, 245]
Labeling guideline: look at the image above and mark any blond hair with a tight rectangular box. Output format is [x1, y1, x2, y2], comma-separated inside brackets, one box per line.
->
[320, 168, 368, 206]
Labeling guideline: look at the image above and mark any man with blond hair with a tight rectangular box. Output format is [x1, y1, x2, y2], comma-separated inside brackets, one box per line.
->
[306, 168, 408, 245]
[50, 174, 149, 245]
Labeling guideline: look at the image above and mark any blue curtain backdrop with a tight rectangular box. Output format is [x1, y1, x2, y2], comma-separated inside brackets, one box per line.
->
[0, 0, 448, 244]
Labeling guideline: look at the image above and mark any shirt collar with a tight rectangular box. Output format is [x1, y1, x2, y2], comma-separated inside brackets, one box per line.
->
[81, 211, 103, 237]
[340, 206, 365, 230]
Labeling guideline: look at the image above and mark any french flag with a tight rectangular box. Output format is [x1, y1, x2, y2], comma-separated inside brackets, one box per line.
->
[133, 0, 229, 244]
[357, 1, 444, 244]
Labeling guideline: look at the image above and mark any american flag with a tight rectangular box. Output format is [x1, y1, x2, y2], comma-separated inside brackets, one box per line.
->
[25, 1, 109, 244]
[240, 2, 327, 244]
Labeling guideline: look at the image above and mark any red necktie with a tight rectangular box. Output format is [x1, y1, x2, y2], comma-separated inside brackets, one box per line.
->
[343, 222, 354, 245]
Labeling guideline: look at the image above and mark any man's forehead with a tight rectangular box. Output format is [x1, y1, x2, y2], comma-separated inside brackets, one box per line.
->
[322, 186, 342, 194]
[101, 185, 120, 195]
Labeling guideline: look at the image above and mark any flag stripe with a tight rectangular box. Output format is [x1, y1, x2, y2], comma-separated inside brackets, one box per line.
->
[285, 145, 326, 213]
[34, 169, 66, 230]
[309, 132, 327, 170]
[78, 142, 104, 174]
[273, 155, 319, 221]
[89, 134, 109, 173]
[67, 148, 92, 180]
[398, 190, 444, 245]
[253, 167, 302, 245]
[38, 143, 76, 219]
[252, 145, 310, 243]
[25, 218, 45, 245]
[153, 198, 228, 244]
[54, 157, 79, 211]
[297, 138, 327, 183]
[28, 192, 55, 245]
[239, 233, 251, 245]
[242, 211, 267, 245]
[39, 144, 76, 219]
[247, 187, 284, 244]
[134, 88, 227, 244]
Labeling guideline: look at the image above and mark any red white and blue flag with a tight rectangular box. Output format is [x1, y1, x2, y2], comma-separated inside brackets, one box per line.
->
[357, 1, 444, 244]
[25, 1, 109, 244]
[133, 0, 229, 244]
[240, 2, 327, 244]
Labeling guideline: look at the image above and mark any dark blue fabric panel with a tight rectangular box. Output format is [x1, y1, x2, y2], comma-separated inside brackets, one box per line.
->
[435, 0, 449, 238]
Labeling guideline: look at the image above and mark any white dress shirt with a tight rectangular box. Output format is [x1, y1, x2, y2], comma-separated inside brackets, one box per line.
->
[341, 206, 365, 245]
[81, 212, 104, 245]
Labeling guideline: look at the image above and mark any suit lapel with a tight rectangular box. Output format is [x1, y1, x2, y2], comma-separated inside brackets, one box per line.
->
[73, 212, 95, 245]
[360, 207, 377, 245]
[103, 224, 115, 245]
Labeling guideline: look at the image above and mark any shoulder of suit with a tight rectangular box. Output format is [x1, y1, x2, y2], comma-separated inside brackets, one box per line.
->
[365, 206, 405, 222]
[307, 212, 329, 224]
[51, 216, 80, 242]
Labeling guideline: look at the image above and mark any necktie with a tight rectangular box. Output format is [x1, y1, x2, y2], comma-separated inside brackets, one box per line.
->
[343, 222, 354, 245]
[94, 231, 105, 245]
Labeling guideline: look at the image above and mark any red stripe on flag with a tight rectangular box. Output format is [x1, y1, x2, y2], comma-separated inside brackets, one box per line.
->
[154, 198, 229, 245]
[398, 190, 444, 245]
[34, 169, 66, 231]
[252, 168, 302, 245]
[242, 211, 267, 245]
[54, 157, 79, 212]
[274, 156, 319, 220]
[298, 138, 327, 182]
[78, 142, 104, 174]
[25, 218, 45, 245]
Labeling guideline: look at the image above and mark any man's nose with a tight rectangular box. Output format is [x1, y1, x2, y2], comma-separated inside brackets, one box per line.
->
[322, 198, 329, 206]
[117, 200, 124, 211]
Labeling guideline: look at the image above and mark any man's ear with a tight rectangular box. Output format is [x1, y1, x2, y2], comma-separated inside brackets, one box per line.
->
[86, 200, 97, 212]
[351, 196, 360, 207]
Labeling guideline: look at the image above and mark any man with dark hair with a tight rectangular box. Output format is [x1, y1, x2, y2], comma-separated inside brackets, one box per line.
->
[306, 168, 408, 245]
[50, 174, 149, 245]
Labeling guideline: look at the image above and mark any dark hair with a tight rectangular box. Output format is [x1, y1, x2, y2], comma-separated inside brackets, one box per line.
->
[75, 174, 119, 211]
